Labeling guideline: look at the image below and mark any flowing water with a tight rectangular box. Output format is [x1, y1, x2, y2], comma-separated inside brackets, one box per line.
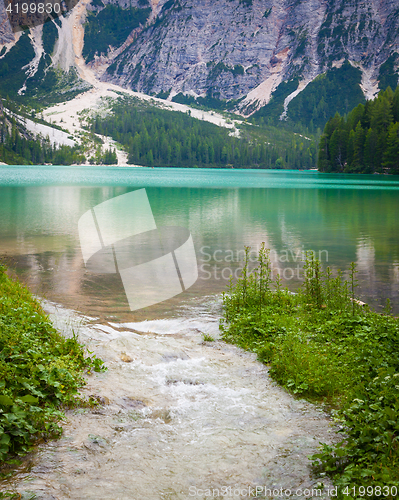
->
[3, 299, 338, 500]
[1, 167, 399, 499]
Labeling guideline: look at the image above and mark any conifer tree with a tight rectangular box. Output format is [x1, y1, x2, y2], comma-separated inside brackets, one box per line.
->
[318, 87, 399, 174]
[383, 122, 399, 173]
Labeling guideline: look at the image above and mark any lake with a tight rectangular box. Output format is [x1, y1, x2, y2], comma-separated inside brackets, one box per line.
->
[2, 165, 399, 498]
[0, 166, 398, 318]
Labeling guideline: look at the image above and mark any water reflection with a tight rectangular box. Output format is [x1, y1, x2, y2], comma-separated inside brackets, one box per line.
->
[0, 173, 398, 317]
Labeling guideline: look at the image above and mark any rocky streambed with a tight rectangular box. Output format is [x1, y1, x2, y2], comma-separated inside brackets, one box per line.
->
[3, 298, 339, 500]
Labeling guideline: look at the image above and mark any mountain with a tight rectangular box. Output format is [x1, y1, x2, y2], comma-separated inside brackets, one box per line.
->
[103, 0, 399, 104]
[0, 0, 399, 129]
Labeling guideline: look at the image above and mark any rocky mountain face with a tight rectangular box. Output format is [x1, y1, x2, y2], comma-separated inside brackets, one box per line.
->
[0, 0, 14, 43]
[1, 0, 399, 121]
[101, 0, 399, 112]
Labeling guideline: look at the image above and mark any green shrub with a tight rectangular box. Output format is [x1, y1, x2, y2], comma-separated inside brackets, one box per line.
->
[0, 265, 105, 463]
[220, 246, 399, 492]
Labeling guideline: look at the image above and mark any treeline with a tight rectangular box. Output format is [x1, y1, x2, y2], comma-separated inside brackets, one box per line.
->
[88, 146, 118, 165]
[318, 86, 399, 174]
[252, 61, 366, 134]
[90, 98, 317, 169]
[0, 115, 85, 165]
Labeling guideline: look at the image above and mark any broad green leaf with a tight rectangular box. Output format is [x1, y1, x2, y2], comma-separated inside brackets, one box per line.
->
[20, 395, 39, 404]
[0, 395, 13, 406]
[0, 433, 10, 444]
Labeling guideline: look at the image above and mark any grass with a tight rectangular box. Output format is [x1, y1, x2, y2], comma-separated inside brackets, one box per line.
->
[220, 246, 399, 497]
[202, 333, 215, 342]
[0, 264, 105, 469]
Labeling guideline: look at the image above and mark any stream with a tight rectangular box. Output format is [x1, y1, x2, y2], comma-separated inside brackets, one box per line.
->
[4, 297, 338, 500]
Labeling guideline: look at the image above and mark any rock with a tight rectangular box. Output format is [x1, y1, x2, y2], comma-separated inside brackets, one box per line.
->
[120, 352, 133, 362]
[112, 423, 134, 432]
[89, 394, 110, 405]
[83, 434, 110, 452]
[161, 352, 190, 362]
[118, 397, 146, 410]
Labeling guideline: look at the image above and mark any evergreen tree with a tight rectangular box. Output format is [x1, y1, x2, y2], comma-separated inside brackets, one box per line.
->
[318, 87, 399, 174]
[329, 128, 347, 172]
[370, 90, 393, 132]
[392, 87, 399, 123]
[383, 122, 399, 174]
[351, 122, 366, 172]
[363, 128, 377, 173]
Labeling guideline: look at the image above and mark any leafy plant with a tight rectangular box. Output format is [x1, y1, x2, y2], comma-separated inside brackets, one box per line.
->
[0, 265, 105, 464]
[220, 247, 399, 491]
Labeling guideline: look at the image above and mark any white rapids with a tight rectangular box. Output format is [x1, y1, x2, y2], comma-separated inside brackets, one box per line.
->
[5, 298, 338, 500]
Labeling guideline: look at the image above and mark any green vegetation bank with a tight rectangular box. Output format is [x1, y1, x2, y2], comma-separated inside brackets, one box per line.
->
[0, 266, 104, 468]
[221, 248, 399, 497]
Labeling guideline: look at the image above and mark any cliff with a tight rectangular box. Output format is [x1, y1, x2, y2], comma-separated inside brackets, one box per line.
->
[102, 0, 399, 114]
[0, 0, 398, 123]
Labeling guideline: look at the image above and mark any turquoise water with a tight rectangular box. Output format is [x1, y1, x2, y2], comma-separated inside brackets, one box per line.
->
[0, 166, 398, 318]
[1, 165, 399, 189]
